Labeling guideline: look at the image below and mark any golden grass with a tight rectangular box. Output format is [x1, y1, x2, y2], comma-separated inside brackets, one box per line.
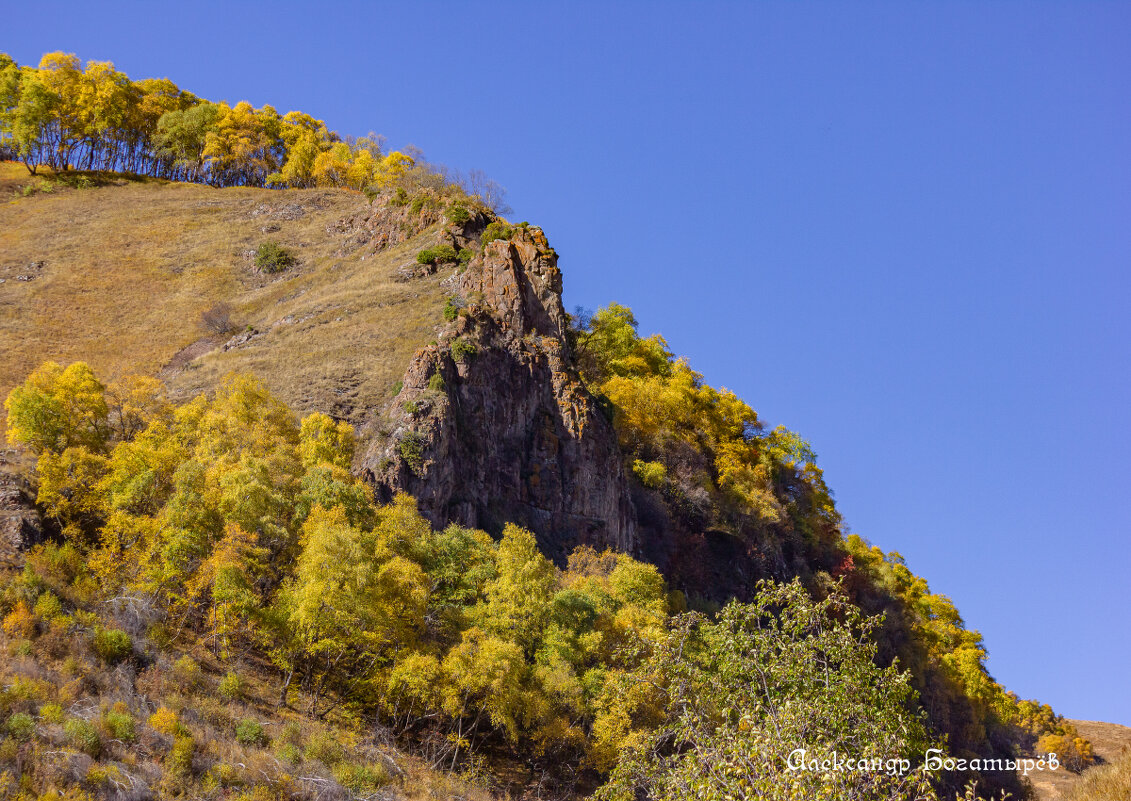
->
[0, 161, 449, 433]
[1027, 719, 1131, 800]
[1063, 748, 1131, 801]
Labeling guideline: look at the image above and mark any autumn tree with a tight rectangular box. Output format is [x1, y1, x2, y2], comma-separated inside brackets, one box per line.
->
[595, 580, 939, 801]
[5, 361, 110, 454]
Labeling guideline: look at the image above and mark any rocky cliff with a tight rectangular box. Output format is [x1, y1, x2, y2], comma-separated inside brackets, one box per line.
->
[0, 452, 42, 568]
[358, 217, 637, 563]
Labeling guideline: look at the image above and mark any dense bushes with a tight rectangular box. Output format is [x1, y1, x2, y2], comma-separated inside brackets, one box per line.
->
[5, 713, 34, 742]
[572, 303, 1083, 797]
[416, 244, 458, 265]
[92, 627, 131, 663]
[235, 719, 268, 747]
[1037, 732, 1096, 773]
[450, 338, 476, 362]
[103, 707, 136, 741]
[480, 221, 512, 245]
[64, 717, 102, 757]
[596, 582, 937, 800]
[397, 431, 425, 472]
[445, 202, 471, 224]
[2, 361, 686, 775]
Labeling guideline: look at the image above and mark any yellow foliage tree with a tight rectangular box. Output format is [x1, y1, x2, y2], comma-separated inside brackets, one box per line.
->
[5, 361, 110, 454]
[185, 522, 266, 659]
[298, 412, 356, 470]
[36, 446, 109, 544]
[372, 150, 414, 188]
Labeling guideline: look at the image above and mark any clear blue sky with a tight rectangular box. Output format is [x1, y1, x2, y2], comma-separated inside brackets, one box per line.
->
[6, 1, 1129, 725]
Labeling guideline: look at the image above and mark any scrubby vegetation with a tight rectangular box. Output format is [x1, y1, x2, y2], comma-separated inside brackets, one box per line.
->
[480, 222, 513, 246]
[449, 339, 476, 362]
[445, 202, 471, 225]
[1064, 748, 1131, 801]
[415, 245, 458, 266]
[442, 297, 463, 323]
[255, 241, 297, 274]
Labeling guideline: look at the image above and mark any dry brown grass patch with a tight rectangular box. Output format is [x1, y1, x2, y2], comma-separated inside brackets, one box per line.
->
[0, 160, 451, 439]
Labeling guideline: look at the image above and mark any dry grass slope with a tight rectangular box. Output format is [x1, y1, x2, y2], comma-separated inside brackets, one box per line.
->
[1027, 719, 1131, 800]
[0, 161, 450, 433]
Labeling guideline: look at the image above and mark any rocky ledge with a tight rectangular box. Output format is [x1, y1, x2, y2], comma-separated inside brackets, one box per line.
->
[359, 221, 637, 563]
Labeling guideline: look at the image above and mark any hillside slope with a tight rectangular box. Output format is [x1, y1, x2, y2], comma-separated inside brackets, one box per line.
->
[0, 163, 447, 428]
[1029, 719, 1131, 800]
[1, 162, 637, 564]
[3, 161, 1116, 801]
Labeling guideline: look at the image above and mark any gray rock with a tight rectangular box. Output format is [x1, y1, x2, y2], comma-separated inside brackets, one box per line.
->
[359, 224, 636, 562]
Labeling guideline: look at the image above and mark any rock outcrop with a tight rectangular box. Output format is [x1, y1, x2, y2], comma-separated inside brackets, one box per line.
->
[359, 222, 636, 563]
[0, 452, 43, 567]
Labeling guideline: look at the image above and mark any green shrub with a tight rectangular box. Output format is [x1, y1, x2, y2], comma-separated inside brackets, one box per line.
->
[443, 296, 463, 322]
[409, 194, 427, 214]
[92, 627, 132, 664]
[305, 731, 345, 766]
[254, 241, 296, 273]
[33, 591, 63, 621]
[277, 742, 303, 766]
[398, 432, 425, 472]
[165, 736, 195, 788]
[450, 338, 477, 362]
[334, 762, 390, 792]
[173, 655, 202, 688]
[445, 202, 471, 225]
[403, 400, 419, 415]
[235, 719, 268, 747]
[64, 717, 102, 757]
[39, 703, 65, 724]
[104, 709, 136, 742]
[389, 187, 408, 206]
[218, 671, 243, 700]
[632, 459, 668, 489]
[391, 380, 403, 396]
[481, 221, 513, 245]
[427, 372, 446, 393]
[6, 712, 35, 742]
[279, 721, 303, 745]
[416, 244, 458, 265]
[458, 247, 475, 266]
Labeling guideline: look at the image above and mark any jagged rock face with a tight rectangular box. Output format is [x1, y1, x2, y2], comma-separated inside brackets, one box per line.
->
[330, 195, 444, 256]
[0, 454, 43, 568]
[359, 225, 636, 563]
[458, 229, 569, 341]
